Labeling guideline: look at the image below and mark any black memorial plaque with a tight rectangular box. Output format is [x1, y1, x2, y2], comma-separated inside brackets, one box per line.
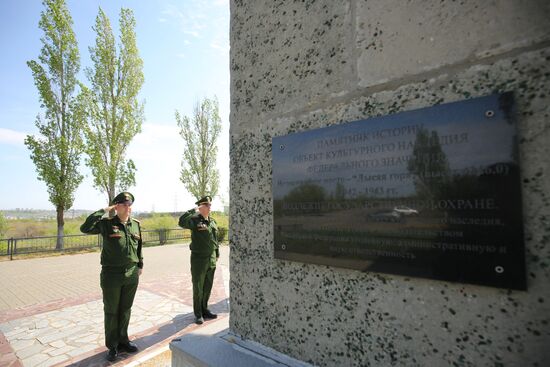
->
[272, 93, 526, 290]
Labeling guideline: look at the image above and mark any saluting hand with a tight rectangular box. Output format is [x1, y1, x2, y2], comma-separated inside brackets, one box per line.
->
[105, 204, 116, 212]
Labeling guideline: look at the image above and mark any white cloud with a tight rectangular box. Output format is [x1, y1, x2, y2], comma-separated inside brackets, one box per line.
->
[0, 128, 27, 146]
[177, 53, 186, 59]
[160, 6, 179, 17]
[161, 4, 206, 38]
[184, 30, 200, 38]
[160, 1, 228, 41]
[209, 41, 227, 51]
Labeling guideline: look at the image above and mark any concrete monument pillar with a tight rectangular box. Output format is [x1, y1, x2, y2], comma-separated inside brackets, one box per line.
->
[230, 1, 550, 365]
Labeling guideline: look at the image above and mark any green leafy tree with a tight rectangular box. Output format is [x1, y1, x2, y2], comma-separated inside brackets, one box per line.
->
[176, 97, 222, 199]
[284, 183, 326, 203]
[407, 128, 450, 199]
[82, 7, 144, 206]
[0, 211, 8, 238]
[334, 182, 346, 201]
[25, 0, 85, 249]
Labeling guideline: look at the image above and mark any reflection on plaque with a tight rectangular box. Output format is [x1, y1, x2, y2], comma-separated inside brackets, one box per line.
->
[272, 93, 526, 290]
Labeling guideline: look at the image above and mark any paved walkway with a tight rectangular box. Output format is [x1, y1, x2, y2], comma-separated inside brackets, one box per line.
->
[0, 244, 230, 367]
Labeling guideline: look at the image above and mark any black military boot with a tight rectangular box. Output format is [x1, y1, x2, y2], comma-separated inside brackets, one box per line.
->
[203, 310, 218, 319]
[106, 348, 118, 361]
[118, 341, 138, 353]
[195, 316, 204, 324]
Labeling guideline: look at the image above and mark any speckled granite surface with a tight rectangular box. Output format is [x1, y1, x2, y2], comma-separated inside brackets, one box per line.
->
[229, 1, 550, 366]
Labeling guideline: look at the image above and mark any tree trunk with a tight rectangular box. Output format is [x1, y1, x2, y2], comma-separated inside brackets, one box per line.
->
[108, 184, 116, 217]
[56, 205, 64, 250]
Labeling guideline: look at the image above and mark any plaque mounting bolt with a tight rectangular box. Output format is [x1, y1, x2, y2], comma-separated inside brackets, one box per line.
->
[281, 244, 286, 250]
[485, 110, 495, 118]
[279, 144, 285, 150]
[495, 266, 504, 274]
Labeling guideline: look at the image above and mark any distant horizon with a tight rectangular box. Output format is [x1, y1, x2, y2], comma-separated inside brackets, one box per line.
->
[1, 206, 229, 214]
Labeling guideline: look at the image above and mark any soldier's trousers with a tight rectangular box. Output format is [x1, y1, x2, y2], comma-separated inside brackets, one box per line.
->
[100, 264, 139, 349]
[190, 253, 216, 318]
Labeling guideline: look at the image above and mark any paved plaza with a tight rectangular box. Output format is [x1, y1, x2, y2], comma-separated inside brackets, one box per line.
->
[0, 244, 230, 367]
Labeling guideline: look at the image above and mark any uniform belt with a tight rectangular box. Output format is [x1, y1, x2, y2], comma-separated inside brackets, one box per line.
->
[102, 262, 138, 271]
[191, 252, 214, 257]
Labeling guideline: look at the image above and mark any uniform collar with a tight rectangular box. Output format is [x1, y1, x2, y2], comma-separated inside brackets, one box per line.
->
[115, 215, 132, 225]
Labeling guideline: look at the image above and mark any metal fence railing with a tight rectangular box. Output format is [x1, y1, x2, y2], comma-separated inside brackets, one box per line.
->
[0, 228, 190, 260]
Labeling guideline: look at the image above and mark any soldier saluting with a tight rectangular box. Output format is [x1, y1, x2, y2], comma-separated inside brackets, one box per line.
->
[80, 192, 143, 362]
[179, 195, 219, 324]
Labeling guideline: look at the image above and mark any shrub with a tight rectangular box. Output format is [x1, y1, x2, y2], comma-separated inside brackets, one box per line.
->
[0, 211, 7, 238]
[141, 214, 177, 230]
[217, 227, 227, 243]
[63, 219, 84, 235]
[211, 211, 228, 228]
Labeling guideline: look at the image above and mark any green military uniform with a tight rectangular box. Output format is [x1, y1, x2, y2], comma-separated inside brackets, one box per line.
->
[80, 192, 143, 352]
[178, 196, 219, 321]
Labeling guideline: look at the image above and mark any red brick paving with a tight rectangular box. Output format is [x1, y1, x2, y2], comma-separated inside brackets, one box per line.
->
[0, 331, 23, 367]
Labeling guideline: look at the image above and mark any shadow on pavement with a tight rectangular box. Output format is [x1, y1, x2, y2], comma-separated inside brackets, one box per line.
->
[62, 298, 229, 367]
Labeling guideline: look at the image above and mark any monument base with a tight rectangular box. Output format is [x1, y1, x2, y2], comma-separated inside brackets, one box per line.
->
[170, 317, 312, 367]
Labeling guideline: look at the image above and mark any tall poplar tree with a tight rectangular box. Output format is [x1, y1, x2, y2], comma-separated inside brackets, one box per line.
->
[82, 7, 144, 206]
[176, 97, 222, 199]
[407, 128, 450, 199]
[25, 0, 85, 249]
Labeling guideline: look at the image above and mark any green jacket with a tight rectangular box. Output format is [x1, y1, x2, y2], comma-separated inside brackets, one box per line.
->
[80, 209, 143, 268]
[179, 209, 219, 257]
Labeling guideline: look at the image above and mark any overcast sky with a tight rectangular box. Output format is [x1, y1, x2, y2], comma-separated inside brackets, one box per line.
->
[0, 0, 230, 212]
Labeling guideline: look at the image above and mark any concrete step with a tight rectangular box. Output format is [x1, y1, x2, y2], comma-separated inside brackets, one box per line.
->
[124, 345, 171, 367]
[170, 317, 314, 367]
